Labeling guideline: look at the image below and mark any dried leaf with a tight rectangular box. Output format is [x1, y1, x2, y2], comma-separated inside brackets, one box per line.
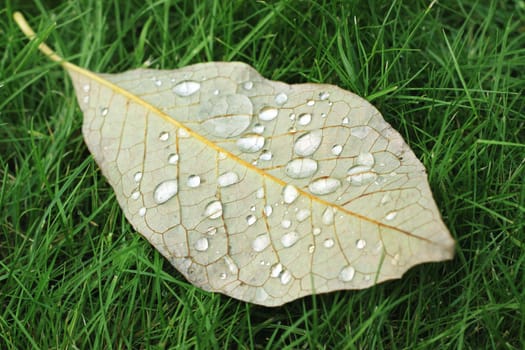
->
[15, 12, 454, 306]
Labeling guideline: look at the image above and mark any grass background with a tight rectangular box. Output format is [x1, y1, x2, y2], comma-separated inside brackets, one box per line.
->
[1, 0, 524, 348]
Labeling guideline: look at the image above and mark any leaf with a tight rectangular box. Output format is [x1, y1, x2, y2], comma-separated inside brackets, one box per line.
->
[15, 12, 455, 307]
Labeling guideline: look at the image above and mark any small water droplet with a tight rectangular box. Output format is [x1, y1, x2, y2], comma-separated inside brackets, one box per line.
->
[224, 256, 239, 274]
[138, 207, 147, 217]
[282, 185, 299, 204]
[351, 126, 370, 139]
[252, 123, 265, 134]
[259, 150, 273, 161]
[281, 219, 292, 229]
[83, 95, 89, 104]
[246, 214, 257, 226]
[321, 113, 327, 118]
[322, 208, 335, 225]
[263, 204, 273, 217]
[275, 92, 288, 105]
[296, 209, 311, 222]
[288, 126, 297, 134]
[258, 106, 279, 121]
[308, 177, 341, 195]
[289, 113, 296, 121]
[306, 99, 315, 106]
[153, 179, 179, 204]
[294, 130, 323, 156]
[339, 265, 356, 282]
[252, 234, 270, 252]
[82, 84, 90, 92]
[168, 153, 179, 164]
[357, 152, 375, 167]
[331, 144, 343, 156]
[256, 187, 265, 199]
[154, 78, 162, 87]
[319, 91, 330, 100]
[217, 172, 239, 187]
[280, 269, 292, 285]
[100, 107, 109, 116]
[342, 117, 349, 125]
[297, 113, 312, 126]
[133, 172, 143, 183]
[173, 80, 201, 96]
[213, 89, 220, 95]
[281, 231, 299, 248]
[308, 244, 315, 253]
[219, 272, 227, 280]
[243, 81, 253, 90]
[206, 226, 217, 236]
[159, 131, 169, 141]
[178, 128, 190, 138]
[236, 134, 265, 153]
[323, 238, 335, 248]
[385, 211, 397, 221]
[131, 191, 140, 200]
[356, 239, 367, 249]
[313, 227, 321, 236]
[380, 194, 392, 205]
[187, 175, 201, 188]
[270, 263, 283, 278]
[194, 237, 209, 252]
[204, 200, 223, 219]
[285, 158, 318, 179]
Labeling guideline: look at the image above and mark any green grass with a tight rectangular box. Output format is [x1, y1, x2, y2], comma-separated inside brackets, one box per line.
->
[1, 0, 524, 348]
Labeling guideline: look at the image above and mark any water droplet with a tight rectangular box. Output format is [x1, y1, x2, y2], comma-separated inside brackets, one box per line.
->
[243, 81, 253, 90]
[346, 165, 378, 185]
[339, 265, 356, 282]
[173, 80, 201, 96]
[219, 272, 227, 280]
[253, 123, 265, 134]
[153, 179, 179, 204]
[82, 84, 90, 92]
[380, 194, 392, 205]
[154, 78, 162, 87]
[331, 144, 343, 156]
[297, 113, 312, 126]
[356, 239, 367, 250]
[308, 177, 341, 195]
[312, 227, 322, 236]
[199, 94, 253, 138]
[204, 200, 223, 219]
[263, 204, 273, 217]
[194, 237, 209, 252]
[357, 152, 375, 167]
[342, 117, 349, 125]
[285, 158, 318, 179]
[385, 211, 397, 221]
[256, 187, 265, 199]
[252, 234, 270, 252]
[296, 209, 311, 222]
[138, 207, 147, 217]
[322, 208, 335, 225]
[323, 238, 335, 248]
[246, 214, 257, 226]
[391, 253, 400, 266]
[281, 219, 292, 229]
[275, 92, 288, 105]
[168, 153, 179, 164]
[270, 263, 283, 278]
[282, 185, 299, 204]
[131, 191, 140, 200]
[206, 226, 217, 236]
[178, 128, 190, 138]
[187, 175, 201, 188]
[308, 244, 315, 253]
[321, 113, 327, 118]
[213, 89, 220, 95]
[133, 172, 143, 183]
[259, 150, 273, 161]
[236, 134, 265, 153]
[224, 256, 239, 274]
[100, 107, 109, 116]
[281, 231, 299, 248]
[294, 130, 322, 156]
[280, 269, 292, 285]
[351, 126, 370, 139]
[319, 91, 330, 100]
[159, 131, 169, 141]
[258, 106, 279, 121]
[306, 99, 315, 106]
[83, 95, 89, 104]
[217, 172, 239, 187]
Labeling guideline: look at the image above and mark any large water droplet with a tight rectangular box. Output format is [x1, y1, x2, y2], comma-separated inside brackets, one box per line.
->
[282, 185, 299, 204]
[275, 92, 288, 105]
[217, 172, 239, 187]
[385, 211, 397, 221]
[297, 113, 312, 126]
[296, 209, 311, 222]
[252, 234, 270, 252]
[199, 94, 253, 138]
[338, 265, 356, 282]
[308, 177, 341, 195]
[323, 238, 335, 248]
[133, 172, 143, 183]
[204, 200, 223, 219]
[294, 130, 323, 156]
[194, 237, 209, 252]
[153, 179, 179, 204]
[236, 134, 265, 153]
[331, 144, 343, 156]
[173, 80, 201, 96]
[246, 214, 257, 226]
[270, 263, 283, 278]
[285, 158, 318, 179]
[357, 152, 375, 167]
[322, 208, 335, 225]
[281, 231, 299, 248]
[258, 106, 279, 121]
[356, 239, 367, 250]
[346, 165, 378, 185]
[187, 175, 201, 188]
[280, 269, 292, 285]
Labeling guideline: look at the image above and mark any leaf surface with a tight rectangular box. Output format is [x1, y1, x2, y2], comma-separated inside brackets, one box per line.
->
[15, 12, 455, 306]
